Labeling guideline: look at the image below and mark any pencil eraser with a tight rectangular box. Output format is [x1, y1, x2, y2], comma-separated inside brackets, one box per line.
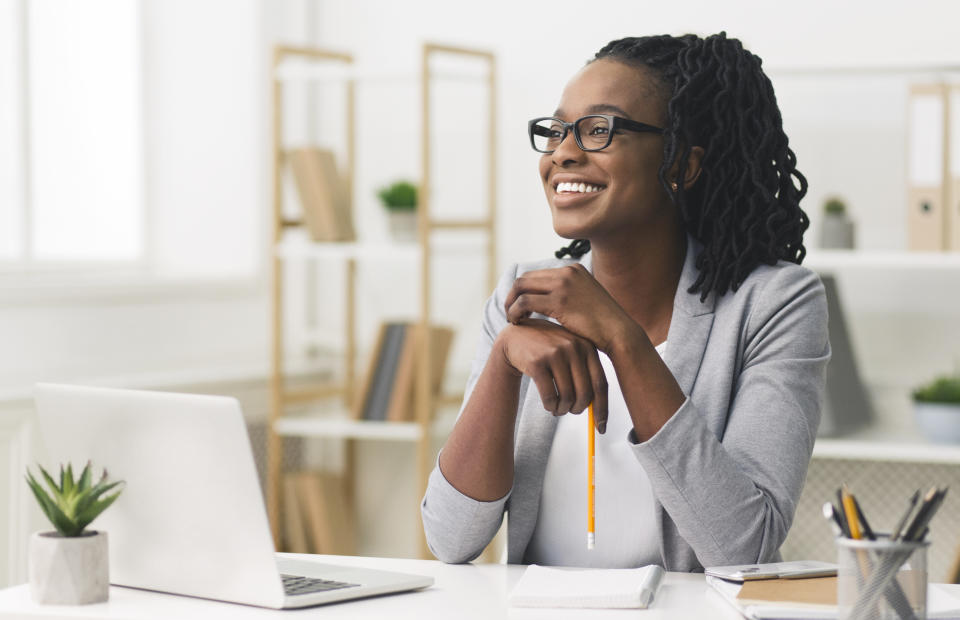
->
[587, 533, 595, 550]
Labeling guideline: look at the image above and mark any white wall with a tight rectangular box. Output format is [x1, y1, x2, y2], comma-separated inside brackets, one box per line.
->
[3, 0, 960, 581]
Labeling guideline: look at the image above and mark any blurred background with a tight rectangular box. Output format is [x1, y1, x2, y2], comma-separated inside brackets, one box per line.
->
[3, 0, 960, 586]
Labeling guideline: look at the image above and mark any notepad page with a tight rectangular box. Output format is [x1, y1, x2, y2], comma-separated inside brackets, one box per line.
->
[509, 564, 663, 609]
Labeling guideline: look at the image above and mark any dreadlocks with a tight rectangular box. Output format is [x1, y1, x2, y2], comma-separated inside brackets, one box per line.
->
[554, 32, 809, 300]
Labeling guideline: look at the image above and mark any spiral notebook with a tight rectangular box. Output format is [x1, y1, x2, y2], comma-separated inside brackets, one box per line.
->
[509, 564, 665, 609]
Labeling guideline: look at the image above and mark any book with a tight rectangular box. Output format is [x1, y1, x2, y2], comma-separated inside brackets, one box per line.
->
[288, 147, 354, 242]
[386, 324, 454, 422]
[282, 473, 309, 554]
[294, 470, 354, 555]
[354, 323, 408, 421]
[509, 564, 664, 609]
[706, 560, 837, 582]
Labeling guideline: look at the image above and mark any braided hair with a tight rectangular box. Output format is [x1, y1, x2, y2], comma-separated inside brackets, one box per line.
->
[554, 33, 809, 300]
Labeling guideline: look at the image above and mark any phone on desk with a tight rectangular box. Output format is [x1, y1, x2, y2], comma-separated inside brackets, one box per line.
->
[705, 560, 837, 582]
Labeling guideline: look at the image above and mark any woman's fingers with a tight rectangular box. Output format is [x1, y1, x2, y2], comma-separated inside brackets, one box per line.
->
[549, 354, 576, 415]
[585, 347, 609, 433]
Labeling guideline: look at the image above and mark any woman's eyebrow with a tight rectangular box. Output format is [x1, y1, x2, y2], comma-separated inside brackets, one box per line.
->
[552, 104, 632, 118]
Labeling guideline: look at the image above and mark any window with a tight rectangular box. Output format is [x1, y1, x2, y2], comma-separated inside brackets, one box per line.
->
[1, 0, 143, 268]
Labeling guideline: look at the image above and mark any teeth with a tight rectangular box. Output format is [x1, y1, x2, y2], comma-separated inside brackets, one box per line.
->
[556, 182, 604, 194]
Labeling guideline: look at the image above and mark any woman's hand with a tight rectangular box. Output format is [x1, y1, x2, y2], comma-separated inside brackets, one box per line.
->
[496, 318, 608, 432]
[503, 264, 633, 354]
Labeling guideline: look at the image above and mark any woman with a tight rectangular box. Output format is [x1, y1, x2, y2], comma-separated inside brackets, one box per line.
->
[421, 32, 830, 572]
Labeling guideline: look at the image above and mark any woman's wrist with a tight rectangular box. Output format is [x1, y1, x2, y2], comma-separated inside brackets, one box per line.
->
[605, 319, 652, 363]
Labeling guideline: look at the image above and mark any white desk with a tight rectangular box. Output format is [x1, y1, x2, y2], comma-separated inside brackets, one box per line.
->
[0, 554, 748, 619]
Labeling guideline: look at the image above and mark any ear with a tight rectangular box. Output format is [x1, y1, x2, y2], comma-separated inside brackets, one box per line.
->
[682, 146, 705, 189]
[669, 146, 705, 191]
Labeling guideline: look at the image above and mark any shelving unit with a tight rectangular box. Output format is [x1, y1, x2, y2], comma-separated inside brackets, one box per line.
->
[266, 43, 497, 555]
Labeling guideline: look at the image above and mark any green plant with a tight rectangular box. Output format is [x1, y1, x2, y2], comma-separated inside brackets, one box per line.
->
[823, 197, 846, 216]
[913, 375, 960, 404]
[25, 462, 124, 537]
[377, 180, 418, 211]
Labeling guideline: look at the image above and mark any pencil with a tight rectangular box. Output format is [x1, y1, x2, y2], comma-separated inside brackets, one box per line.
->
[841, 484, 862, 540]
[587, 401, 595, 550]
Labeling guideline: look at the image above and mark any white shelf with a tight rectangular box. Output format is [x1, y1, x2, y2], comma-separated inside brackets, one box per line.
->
[804, 250, 960, 273]
[273, 416, 423, 441]
[275, 236, 486, 261]
[813, 437, 960, 464]
[274, 64, 488, 84]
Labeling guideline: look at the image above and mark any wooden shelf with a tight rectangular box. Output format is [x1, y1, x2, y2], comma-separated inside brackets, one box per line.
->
[814, 437, 960, 464]
[275, 236, 486, 261]
[274, 416, 423, 441]
[804, 250, 960, 272]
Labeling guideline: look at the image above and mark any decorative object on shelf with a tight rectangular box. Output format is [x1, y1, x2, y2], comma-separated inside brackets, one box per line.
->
[820, 197, 855, 250]
[25, 462, 124, 605]
[289, 147, 355, 242]
[353, 321, 454, 422]
[377, 180, 418, 242]
[913, 375, 960, 443]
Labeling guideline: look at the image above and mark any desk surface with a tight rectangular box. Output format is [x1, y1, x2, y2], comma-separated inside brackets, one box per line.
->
[0, 554, 748, 620]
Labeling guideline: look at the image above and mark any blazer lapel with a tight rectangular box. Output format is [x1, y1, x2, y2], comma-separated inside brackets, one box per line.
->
[664, 238, 716, 397]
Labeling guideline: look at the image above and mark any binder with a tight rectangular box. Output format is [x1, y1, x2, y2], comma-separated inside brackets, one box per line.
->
[288, 148, 355, 242]
[907, 83, 948, 251]
[949, 85, 960, 250]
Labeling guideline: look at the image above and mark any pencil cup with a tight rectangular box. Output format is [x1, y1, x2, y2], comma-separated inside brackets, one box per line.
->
[837, 536, 929, 620]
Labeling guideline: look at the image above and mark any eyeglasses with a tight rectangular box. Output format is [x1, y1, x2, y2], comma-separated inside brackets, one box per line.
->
[528, 114, 664, 154]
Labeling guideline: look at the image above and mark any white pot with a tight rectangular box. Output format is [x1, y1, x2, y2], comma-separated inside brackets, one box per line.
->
[29, 530, 109, 605]
[820, 213, 855, 249]
[914, 402, 960, 443]
[387, 209, 417, 242]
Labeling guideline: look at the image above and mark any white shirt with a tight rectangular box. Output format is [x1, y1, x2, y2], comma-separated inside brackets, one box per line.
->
[524, 341, 667, 567]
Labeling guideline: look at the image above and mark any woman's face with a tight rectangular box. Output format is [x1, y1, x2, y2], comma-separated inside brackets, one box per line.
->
[539, 59, 677, 246]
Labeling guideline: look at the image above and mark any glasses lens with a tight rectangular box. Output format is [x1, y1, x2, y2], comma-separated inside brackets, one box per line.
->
[531, 118, 565, 152]
[576, 116, 611, 150]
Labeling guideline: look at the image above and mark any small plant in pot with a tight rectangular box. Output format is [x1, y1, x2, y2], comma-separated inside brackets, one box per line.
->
[820, 196, 855, 249]
[377, 180, 418, 242]
[25, 462, 124, 605]
[913, 375, 960, 443]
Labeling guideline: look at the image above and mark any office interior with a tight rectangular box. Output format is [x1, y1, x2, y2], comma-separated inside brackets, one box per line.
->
[2, 0, 960, 590]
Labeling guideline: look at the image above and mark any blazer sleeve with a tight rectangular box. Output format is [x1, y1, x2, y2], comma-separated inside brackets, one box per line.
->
[420, 264, 519, 563]
[631, 266, 830, 568]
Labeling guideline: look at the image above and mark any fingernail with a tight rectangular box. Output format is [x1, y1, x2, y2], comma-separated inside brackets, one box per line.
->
[598, 421, 607, 434]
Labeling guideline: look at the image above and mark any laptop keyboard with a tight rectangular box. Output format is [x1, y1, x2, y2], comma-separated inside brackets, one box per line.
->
[282, 574, 361, 596]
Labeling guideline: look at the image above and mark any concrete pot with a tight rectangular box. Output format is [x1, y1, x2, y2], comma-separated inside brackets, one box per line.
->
[915, 402, 960, 443]
[820, 213, 855, 249]
[29, 530, 109, 605]
[387, 209, 417, 242]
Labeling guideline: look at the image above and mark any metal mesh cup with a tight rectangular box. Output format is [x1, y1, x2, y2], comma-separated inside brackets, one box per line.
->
[837, 536, 929, 620]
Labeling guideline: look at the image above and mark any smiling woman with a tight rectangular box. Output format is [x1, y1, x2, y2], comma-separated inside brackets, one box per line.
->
[422, 32, 829, 572]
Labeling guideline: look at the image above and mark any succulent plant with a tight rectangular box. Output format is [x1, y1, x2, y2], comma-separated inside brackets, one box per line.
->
[377, 180, 418, 211]
[913, 375, 960, 404]
[823, 197, 847, 216]
[25, 462, 124, 537]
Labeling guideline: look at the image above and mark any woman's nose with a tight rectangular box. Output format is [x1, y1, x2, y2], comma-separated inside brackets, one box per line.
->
[551, 128, 585, 167]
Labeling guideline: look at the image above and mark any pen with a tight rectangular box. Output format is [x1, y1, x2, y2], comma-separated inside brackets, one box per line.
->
[903, 486, 946, 542]
[890, 489, 920, 541]
[851, 495, 876, 540]
[587, 402, 595, 550]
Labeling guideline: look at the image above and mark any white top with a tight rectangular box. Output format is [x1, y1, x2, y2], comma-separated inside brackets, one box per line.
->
[525, 342, 667, 567]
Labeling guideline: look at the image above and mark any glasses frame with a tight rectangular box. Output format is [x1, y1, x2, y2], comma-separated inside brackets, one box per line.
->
[527, 114, 664, 154]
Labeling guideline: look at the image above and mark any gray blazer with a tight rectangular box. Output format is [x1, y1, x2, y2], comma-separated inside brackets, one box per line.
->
[421, 239, 830, 571]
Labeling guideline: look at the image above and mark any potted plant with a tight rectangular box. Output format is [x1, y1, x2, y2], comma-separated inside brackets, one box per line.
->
[913, 375, 960, 443]
[820, 196, 855, 249]
[25, 462, 124, 604]
[377, 180, 418, 242]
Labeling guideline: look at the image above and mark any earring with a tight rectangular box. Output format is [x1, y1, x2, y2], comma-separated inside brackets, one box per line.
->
[670, 181, 679, 192]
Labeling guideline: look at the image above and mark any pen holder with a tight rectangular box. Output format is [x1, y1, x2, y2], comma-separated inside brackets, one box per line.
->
[837, 536, 929, 620]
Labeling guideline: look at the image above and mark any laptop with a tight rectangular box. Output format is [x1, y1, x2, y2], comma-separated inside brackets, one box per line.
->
[32, 383, 434, 609]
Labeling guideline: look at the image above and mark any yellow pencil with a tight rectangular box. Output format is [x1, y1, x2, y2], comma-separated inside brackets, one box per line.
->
[841, 484, 862, 540]
[588, 402, 596, 550]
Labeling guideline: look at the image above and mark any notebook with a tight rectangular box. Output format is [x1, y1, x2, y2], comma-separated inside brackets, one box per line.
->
[32, 383, 434, 609]
[509, 564, 664, 609]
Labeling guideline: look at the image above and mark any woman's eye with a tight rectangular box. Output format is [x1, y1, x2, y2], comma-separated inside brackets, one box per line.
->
[588, 126, 609, 136]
